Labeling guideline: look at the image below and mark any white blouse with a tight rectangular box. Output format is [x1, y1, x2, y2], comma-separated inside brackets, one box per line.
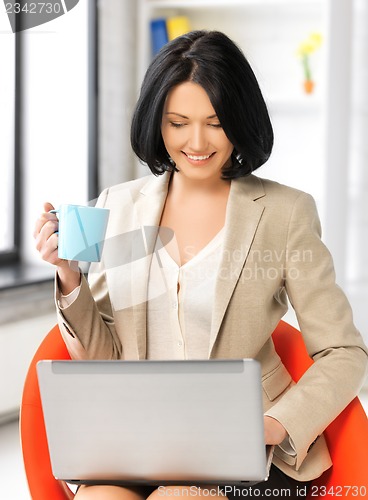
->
[146, 228, 225, 360]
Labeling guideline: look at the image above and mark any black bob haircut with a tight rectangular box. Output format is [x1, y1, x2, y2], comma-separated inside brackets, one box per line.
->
[131, 30, 274, 179]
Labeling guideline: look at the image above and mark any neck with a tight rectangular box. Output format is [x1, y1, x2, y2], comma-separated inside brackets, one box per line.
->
[169, 172, 231, 198]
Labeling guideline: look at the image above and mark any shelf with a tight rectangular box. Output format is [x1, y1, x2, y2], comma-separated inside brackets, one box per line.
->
[267, 94, 323, 114]
[146, 0, 325, 9]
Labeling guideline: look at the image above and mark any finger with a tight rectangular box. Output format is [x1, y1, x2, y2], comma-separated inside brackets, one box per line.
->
[35, 219, 59, 252]
[34, 215, 58, 240]
[39, 232, 60, 264]
[43, 201, 55, 213]
[33, 202, 58, 238]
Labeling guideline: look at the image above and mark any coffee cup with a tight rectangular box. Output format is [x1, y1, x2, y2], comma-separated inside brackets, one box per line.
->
[50, 204, 110, 262]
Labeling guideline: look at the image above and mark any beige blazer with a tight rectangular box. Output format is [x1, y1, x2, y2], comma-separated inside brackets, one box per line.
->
[56, 172, 368, 482]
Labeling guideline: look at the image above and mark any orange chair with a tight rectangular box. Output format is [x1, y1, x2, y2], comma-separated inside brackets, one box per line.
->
[20, 321, 368, 499]
[272, 322, 368, 498]
[20, 324, 74, 500]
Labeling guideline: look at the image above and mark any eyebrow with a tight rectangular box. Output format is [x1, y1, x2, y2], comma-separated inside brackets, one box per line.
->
[165, 112, 218, 120]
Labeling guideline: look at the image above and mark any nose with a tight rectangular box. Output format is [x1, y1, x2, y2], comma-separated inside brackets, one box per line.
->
[188, 124, 208, 152]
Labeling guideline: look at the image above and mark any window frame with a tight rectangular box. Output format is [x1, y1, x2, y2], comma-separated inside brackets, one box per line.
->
[88, 0, 98, 202]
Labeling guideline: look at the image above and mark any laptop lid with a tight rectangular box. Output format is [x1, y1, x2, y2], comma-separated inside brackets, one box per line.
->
[37, 359, 271, 486]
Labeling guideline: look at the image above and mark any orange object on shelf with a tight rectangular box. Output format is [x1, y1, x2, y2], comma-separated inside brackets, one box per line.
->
[304, 79, 315, 94]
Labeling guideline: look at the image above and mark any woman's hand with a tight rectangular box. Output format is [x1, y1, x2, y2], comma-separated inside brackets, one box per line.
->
[264, 416, 287, 445]
[34, 202, 63, 266]
[34, 202, 81, 294]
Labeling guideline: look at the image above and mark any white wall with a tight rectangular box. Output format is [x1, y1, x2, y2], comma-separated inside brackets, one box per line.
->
[344, 0, 368, 340]
[0, 312, 55, 419]
[98, 0, 138, 190]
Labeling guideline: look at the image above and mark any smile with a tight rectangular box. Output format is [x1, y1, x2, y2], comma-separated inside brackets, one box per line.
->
[184, 153, 214, 161]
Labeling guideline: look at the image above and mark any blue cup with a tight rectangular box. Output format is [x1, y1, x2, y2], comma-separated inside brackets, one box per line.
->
[51, 204, 110, 262]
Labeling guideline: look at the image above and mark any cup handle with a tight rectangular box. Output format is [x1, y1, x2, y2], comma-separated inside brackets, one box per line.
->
[49, 210, 59, 233]
[49, 209, 59, 221]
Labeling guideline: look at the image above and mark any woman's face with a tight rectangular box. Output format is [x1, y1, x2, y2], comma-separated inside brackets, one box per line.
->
[161, 81, 234, 183]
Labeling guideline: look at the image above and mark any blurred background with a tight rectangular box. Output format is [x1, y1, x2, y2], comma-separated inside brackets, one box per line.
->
[0, 0, 367, 497]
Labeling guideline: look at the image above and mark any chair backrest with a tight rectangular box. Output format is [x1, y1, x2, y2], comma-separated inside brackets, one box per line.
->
[20, 324, 74, 500]
[20, 321, 368, 499]
[272, 321, 368, 498]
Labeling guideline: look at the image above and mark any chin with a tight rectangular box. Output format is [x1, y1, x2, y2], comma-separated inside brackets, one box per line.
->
[180, 168, 220, 180]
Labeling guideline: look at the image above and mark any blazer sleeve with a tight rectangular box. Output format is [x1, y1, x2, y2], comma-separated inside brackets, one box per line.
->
[55, 187, 123, 360]
[265, 191, 368, 470]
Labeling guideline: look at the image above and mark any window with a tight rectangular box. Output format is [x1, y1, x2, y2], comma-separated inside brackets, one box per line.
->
[0, 1, 97, 272]
[0, 29, 19, 264]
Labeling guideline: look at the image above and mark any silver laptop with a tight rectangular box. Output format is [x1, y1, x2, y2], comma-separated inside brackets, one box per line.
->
[37, 359, 273, 486]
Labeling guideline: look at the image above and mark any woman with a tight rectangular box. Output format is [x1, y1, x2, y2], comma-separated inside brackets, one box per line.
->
[34, 31, 368, 499]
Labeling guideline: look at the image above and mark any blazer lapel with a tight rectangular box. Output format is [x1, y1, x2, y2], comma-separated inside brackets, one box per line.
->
[209, 175, 266, 357]
[130, 172, 171, 359]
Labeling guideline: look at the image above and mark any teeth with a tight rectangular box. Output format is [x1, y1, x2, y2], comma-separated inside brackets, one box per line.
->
[186, 154, 211, 160]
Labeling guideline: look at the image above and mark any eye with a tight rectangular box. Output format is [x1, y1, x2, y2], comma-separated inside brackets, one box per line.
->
[209, 123, 223, 128]
[169, 122, 186, 128]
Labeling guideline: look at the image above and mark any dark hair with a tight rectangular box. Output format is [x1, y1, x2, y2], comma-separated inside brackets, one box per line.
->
[131, 30, 273, 178]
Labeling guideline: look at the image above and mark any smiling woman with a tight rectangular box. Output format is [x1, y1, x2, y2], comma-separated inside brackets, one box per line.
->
[33, 29, 368, 500]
